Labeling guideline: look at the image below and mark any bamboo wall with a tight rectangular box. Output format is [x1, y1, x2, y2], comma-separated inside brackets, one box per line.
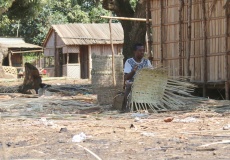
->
[151, 0, 230, 83]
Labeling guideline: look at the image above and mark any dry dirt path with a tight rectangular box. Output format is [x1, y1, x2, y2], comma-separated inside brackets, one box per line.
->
[0, 78, 230, 159]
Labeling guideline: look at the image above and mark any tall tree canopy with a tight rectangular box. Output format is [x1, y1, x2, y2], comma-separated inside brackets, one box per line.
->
[102, 0, 147, 59]
[0, 0, 147, 66]
[0, 0, 110, 45]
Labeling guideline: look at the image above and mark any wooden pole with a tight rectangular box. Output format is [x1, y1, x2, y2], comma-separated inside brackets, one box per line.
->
[54, 31, 58, 77]
[179, 0, 184, 76]
[100, 16, 151, 22]
[39, 53, 41, 68]
[146, 0, 152, 61]
[186, 0, 192, 78]
[160, 0, 164, 65]
[225, 6, 229, 99]
[109, 15, 116, 86]
[10, 50, 43, 54]
[8, 51, 12, 66]
[202, 0, 208, 97]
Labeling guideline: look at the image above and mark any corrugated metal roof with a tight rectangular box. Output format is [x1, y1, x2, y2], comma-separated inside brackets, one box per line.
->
[44, 23, 124, 46]
[0, 38, 42, 48]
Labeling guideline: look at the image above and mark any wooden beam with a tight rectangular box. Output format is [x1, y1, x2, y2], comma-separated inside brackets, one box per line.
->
[186, 0, 192, 78]
[54, 31, 58, 77]
[8, 52, 12, 66]
[146, 0, 152, 60]
[202, 0, 208, 98]
[100, 16, 151, 22]
[225, 6, 229, 99]
[10, 50, 43, 54]
[179, 0, 184, 76]
[160, 0, 164, 65]
[109, 14, 116, 86]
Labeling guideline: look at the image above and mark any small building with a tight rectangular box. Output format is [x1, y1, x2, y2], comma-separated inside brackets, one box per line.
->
[0, 37, 43, 78]
[43, 23, 124, 79]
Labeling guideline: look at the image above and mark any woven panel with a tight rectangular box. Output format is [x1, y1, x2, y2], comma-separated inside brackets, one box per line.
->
[67, 64, 80, 78]
[91, 71, 123, 87]
[2, 66, 17, 75]
[131, 68, 168, 104]
[91, 54, 124, 105]
[93, 86, 121, 105]
[62, 65, 67, 76]
[91, 54, 123, 72]
[129, 67, 197, 112]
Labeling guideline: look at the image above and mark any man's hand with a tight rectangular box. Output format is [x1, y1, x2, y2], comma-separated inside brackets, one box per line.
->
[132, 65, 138, 72]
[125, 65, 138, 81]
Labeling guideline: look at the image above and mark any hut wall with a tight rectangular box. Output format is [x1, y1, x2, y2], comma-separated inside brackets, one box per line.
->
[91, 44, 123, 56]
[44, 31, 55, 57]
[91, 54, 124, 105]
[56, 34, 65, 47]
[151, 0, 230, 83]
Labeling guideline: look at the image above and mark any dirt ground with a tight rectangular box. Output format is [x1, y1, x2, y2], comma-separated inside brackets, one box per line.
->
[0, 78, 230, 160]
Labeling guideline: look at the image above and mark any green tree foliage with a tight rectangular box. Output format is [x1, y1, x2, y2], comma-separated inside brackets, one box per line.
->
[0, 0, 110, 45]
[0, 0, 15, 15]
[102, 0, 147, 59]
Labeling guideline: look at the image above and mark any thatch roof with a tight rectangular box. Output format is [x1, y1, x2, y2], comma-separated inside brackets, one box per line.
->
[0, 38, 42, 49]
[43, 23, 124, 46]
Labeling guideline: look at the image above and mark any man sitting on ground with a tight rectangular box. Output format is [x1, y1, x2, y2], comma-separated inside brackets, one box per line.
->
[121, 43, 152, 112]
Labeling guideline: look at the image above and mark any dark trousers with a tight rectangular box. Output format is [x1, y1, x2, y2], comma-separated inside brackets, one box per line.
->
[121, 83, 132, 112]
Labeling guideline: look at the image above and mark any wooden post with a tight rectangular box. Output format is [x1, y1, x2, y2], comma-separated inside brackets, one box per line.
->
[146, 0, 152, 61]
[39, 53, 41, 68]
[160, 0, 164, 65]
[54, 31, 58, 77]
[179, 0, 184, 76]
[186, 0, 192, 79]
[88, 45, 92, 80]
[8, 51, 12, 66]
[109, 15, 116, 87]
[100, 16, 151, 22]
[225, 6, 229, 100]
[202, 0, 208, 97]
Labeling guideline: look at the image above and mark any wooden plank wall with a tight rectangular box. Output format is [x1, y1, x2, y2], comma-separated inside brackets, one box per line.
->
[150, 0, 229, 83]
[91, 44, 123, 56]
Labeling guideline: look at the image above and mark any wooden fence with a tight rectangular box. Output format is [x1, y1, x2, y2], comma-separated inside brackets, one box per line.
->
[150, 0, 230, 98]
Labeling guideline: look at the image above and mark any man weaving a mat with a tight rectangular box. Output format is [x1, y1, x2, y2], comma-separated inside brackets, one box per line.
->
[121, 43, 152, 112]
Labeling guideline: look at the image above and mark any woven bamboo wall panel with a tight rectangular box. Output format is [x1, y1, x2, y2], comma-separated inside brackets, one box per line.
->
[62, 64, 80, 78]
[91, 54, 124, 105]
[63, 46, 80, 53]
[2, 66, 17, 75]
[151, 0, 230, 82]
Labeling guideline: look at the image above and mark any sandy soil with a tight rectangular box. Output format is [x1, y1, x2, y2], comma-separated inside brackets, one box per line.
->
[0, 78, 230, 160]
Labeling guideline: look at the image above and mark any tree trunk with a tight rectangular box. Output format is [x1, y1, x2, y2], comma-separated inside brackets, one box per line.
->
[102, 0, 147, 61]
[0, 48, 9, 78]
[19, 63, 42, 94]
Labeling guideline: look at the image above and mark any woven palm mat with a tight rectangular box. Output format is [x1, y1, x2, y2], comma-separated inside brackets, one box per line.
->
[128, 67, 202, 112]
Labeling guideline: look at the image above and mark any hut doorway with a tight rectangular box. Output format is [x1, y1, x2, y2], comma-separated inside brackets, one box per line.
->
[80, 45, 89, 79]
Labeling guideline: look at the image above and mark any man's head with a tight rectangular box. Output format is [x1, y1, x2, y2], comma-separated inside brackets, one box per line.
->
[133, 43, 145, 60]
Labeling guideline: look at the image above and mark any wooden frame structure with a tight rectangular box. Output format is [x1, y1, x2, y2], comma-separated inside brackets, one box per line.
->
[150, 0, 230, 99]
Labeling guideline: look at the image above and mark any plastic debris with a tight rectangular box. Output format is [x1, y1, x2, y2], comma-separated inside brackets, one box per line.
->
[72, 132, 87, 142]
[134, 117, 141, 122]
[223, 124, 230, 130]
[141, 132, 155, 137]
[39, 117, 55, 126]
[131, 113, 148, 118]
[173, 117, 198, 123]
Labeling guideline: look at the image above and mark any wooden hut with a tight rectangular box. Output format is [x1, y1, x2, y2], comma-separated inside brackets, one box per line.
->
[43, 23, 124, 79]
[150, 0, 230, 99]
[0, 38, 43, 78]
